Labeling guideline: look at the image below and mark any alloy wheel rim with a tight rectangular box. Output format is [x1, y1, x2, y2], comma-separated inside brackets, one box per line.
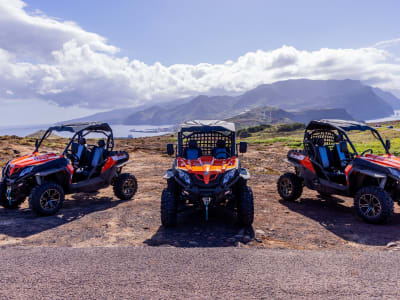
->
[359, 194, 382, 217]
[40, 189, 61, 210]
[123, 178, 135, 195]
[280, 178, 293, 197]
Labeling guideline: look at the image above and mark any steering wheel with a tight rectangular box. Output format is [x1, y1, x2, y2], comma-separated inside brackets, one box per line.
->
[65, 149, 79, 162]
[360, 149, 373, 156]
[215, 149, 231, 159]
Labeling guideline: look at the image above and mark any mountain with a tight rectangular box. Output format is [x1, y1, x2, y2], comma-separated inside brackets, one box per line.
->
[122, 95, 238, 125]
[373, 88, 400, 110]
[233, 79, 393, 120]
[61, 79, 397, 125]
[227, 106, 354, 129]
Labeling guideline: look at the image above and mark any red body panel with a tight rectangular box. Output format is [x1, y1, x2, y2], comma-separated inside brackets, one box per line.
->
[8, 152, 62, 176]
[361, 154, 400, 169]
[176, 156, 238, 184]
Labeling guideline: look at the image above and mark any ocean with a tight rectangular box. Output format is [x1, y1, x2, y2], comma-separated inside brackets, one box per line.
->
[0, 124, 173, 138]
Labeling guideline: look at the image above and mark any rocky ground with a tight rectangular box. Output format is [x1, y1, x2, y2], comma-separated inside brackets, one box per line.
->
[1, 135, 400, 251]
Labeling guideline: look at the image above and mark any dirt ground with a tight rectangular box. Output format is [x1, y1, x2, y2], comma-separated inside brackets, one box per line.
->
[1, 136, 400, 251]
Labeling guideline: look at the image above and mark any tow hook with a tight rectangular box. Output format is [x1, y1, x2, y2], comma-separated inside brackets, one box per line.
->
[202, 197, 211, 221]
[6, 186, 12, 206]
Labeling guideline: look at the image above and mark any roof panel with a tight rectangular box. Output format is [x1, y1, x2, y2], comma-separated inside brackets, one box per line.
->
[306, 119, 372, 132]
[48, 122, 112, 133]
[179, 120, 235, 132]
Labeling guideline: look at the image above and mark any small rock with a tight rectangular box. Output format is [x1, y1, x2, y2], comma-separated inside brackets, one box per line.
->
[255, 229, 266, 236]
[387, 242, 398, 248]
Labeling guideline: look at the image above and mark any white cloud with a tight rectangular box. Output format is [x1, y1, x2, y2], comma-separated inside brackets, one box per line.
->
[0, 0, 400, 110]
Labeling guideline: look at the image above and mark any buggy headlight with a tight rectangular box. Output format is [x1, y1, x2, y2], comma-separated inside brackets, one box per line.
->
[223, 169, 236, 185]
[389, 168, 400, 179]
[177, 170, 191, 185]
[19, 166, 34, 177]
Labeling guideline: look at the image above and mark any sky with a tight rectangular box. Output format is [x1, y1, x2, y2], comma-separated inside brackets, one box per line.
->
[0, 0, 400, 125]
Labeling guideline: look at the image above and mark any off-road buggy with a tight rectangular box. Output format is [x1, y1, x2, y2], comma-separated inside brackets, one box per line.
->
[0, 122, 137, 215]
[162, 120, 253, 227]
[277, 119, 398, 224]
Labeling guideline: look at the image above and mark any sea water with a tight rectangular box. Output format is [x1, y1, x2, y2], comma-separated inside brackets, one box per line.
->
[0, 124, 173, 138]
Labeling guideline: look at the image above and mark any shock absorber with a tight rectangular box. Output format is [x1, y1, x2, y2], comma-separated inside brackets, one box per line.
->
[202, 197, 211, 221]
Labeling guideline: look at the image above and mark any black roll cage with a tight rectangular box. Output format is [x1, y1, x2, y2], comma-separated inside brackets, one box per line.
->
[304, 122, 390, 156]
[35, 127, 114, 154]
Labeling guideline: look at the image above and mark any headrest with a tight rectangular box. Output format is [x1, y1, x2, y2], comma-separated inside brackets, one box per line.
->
[316, 138, 324, 146]
[188, 140, 198, 149]
[216, 139, 226, 147]
[335, 135, 343, 142]
[71, 142, 79, 153]
[78, 137, 86, 145]
[98, 139, 106, 148]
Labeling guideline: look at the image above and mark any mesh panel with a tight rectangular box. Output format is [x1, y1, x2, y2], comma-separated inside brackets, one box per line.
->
[180, 131, 233, 156]
[305, 130, 337, 151]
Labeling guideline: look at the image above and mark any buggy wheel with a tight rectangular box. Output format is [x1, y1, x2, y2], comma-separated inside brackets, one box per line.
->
[0, 182, 26, 209]
[277, 173, 303, 201]
[113, 173, 138, 200]
[238, 185, 254, 226]
[29, 182, 64, 216]
[161, 188, 177, 227]
[354, 186, 394, 224]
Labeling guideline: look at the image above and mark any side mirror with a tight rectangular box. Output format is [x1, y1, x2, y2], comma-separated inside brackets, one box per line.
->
[239, 142, 247, 153]
[386, 139, 391, 151]
[167, 144, 174, 156]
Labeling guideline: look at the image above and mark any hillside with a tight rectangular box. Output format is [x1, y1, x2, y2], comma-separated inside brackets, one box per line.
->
[61, 79, 399, 125]
[227, 106, 354, 129]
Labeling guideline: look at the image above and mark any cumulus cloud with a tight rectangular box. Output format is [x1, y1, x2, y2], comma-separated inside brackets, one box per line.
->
[1, 0, 400, 109]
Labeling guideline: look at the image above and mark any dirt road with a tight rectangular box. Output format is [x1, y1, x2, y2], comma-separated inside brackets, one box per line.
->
[1, 246, 400, 299]
[1, 138, 400, 250]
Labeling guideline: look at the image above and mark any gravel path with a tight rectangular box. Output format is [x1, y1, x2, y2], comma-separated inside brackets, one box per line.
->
[1, 246, 400, 299]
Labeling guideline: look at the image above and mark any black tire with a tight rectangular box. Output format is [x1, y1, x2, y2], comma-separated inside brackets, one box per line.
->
[28, 182, 65, 216]
[161, 188, 177, 227]
[113, 173, 138, 200]
[277, 172, 303, 201]
[354, 186, 394, 224]
[0, 182, 26, 209]
[238, 185, 254, 226]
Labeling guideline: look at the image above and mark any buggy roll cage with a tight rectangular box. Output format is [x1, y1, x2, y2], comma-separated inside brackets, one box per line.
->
[34, 122, 114, 154]
[304, 119, 390, 156]
[177, 130, 236, 157]
[177, 120, 237, 157]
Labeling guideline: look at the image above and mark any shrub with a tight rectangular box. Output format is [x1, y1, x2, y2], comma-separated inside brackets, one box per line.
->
[277, 123, 305, 132]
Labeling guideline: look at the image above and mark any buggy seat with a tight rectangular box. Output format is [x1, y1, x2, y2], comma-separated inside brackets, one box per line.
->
[183, 140, 202, 160]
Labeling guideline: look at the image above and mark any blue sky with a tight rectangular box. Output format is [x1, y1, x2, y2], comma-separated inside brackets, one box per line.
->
[26, 0, 400, 65]
[0, 0, 399, 126]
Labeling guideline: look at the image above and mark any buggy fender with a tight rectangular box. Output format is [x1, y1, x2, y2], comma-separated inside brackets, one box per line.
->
[34, 166, 72, 186]
[35, 166, 72, 178]
[347, 166, 388, 192]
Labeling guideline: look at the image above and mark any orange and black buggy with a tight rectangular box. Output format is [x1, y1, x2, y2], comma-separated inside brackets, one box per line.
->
[162, 120, 253, 227]
[0, 122, 137, 215]
[278, 119, 397, 224]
